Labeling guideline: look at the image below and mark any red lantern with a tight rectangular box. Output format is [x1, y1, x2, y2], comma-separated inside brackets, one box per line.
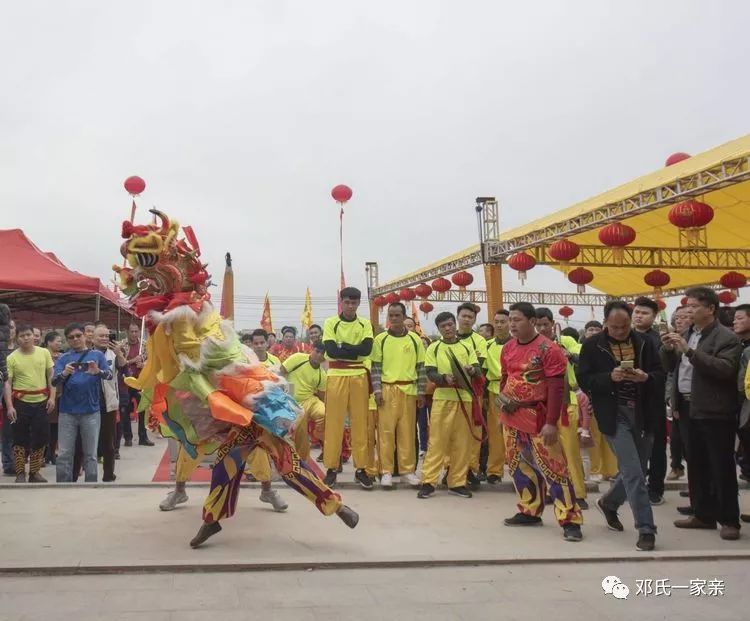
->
[373, 296, 388, 308]
[399, 288, 416, 301]
[656, 299, 667, 311]
[718, 290, 737, 305]
[558, 306, 574, 324]
[680, 296, 688, 306]
[568, 267, 594, 294]
[548, 239, 580, 273]
[431, 277, 451, 299]
[665, 152, 690, 166]
[668, 200, 714, 248]
[419, 301, 434, 318]
[644, 270, 671, 297]
[384, 292, 399, 305]
[331, 184, 353, 204]
[720, 271, 747, 296]
[124, 176, 146, 196]
[599, 222, 636, 264]
[451, 271, 474, 291]
[414, 283, 432, 299]
[507, 252, 536, 284]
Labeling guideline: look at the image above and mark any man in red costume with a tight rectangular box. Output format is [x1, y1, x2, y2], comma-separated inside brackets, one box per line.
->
[270, 326, 309, 362]
[498, 302, 583, 542]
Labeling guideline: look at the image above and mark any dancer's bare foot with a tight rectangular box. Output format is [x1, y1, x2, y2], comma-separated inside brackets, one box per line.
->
[190, 521, 222, 548]
[336, 505, 359, 529]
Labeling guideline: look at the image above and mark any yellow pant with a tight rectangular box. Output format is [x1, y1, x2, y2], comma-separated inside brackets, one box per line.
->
[558, 405, 586, 500]
[366, 408, 379, 478]
[175, 444, 205, 483]
[589, 414, 619, 478]
[323, 374, 371, 471]
[377, 384, 417, 475]
[246, 447, 272, 482]
[421, 399, 473, 488]
[486, 396, 506, 477]
[296, 395, 326, 462]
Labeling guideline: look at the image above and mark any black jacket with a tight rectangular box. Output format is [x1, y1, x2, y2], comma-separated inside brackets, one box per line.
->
[660, 320, 742, 420]
[577, 329, 665, 437]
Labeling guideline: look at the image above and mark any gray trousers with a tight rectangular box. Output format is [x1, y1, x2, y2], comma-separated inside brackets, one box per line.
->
[601, 405, 657, 535]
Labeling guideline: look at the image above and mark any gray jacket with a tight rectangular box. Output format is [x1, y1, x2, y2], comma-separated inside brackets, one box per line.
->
[661, 320, 742, 420]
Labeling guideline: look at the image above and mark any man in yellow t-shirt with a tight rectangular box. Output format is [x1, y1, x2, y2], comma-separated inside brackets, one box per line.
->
[281, 344, 327, 461]
[419, 311, 481, 499]
[371, 302, 427, 488]
[322, 287, 374, 488]
[483, 309, 511, 484]
[3, 324, 55, 482]
[455, 303, 487, 489]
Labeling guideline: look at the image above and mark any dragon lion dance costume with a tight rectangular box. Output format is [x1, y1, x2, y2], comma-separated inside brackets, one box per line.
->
[114, 208, 359, 548]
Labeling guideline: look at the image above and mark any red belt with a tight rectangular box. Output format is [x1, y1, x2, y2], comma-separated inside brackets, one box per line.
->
[12, 388, 50, 401]
[383, 380, 415, 386]
[328, 361, 373, 394]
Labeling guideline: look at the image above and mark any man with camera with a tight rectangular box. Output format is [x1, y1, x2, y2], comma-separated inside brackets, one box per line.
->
[53, 323, 112, 483]
[94, 324, 126, 482]
[578, 301, 664, 551]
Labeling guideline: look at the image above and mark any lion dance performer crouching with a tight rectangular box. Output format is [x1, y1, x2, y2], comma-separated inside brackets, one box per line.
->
[114, 207, 358, 548]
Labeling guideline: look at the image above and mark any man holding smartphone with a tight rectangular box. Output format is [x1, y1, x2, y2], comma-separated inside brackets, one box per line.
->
[53, 323, 112, 483]
[578, 301, 664, 551]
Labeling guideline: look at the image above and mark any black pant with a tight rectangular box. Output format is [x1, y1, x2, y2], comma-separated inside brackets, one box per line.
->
[737, 426, 750, 477]
[688, 417, 740, 527]
[118, 388, 146, 444]
[99, 407, 117, 481]
[670, 418, 684, 470]
[12, 400, 49, 451]
[677, 398, 692, 462]
[647, 413, 667, 496]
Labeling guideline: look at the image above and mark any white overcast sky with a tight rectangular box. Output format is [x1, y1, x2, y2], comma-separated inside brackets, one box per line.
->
[1, 1, 748, 329]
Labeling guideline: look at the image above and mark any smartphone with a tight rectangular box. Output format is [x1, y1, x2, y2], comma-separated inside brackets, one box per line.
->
[619, 360, 634, 370]
[657, 321, 669, 335]
[109, 330, 118, 342]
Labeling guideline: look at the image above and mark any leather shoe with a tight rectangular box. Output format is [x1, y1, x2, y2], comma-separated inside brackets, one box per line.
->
[674, 516, 716, 529]
[677, 505, 694, 516]
[720, 525, 740, 540]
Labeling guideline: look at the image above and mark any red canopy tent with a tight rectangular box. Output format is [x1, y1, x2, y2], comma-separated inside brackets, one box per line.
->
[0, 229, 133, 329]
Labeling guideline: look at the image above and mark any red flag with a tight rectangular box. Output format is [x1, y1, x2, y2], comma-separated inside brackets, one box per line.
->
[260, 293, 273, 332]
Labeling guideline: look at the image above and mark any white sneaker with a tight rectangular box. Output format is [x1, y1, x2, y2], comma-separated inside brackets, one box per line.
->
[159, 489, 188, 511]
[259, 489, 288, 512]
[381, 473, 393, 488]
[401, 472, 421, 487]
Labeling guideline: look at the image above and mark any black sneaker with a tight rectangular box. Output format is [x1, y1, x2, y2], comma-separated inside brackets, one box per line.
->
[124, 439, 133, 447]
[677, 505, 695, 516]
[562, 523, 583, 542]
[189, 521, 222, 548]
[636, 533, 656, 551]
[486, 474, 502, 484]
[323, 469, 337, 487]
[597, 498, 624, 532]
[336, 505, 359, 529]
[648, 491, 665, 506]
[679, 490, 690, 498]
[14, 473, 26, 484]
[316, 453, 324, 462]
[477, 471, 487, 482]
[355, 469, 374, 490]
[504, 512, 542, 526]
[139, 437, 155, 446]
[417, 483, 435, 499]
[577, 498, 589, 510]
[467, 470, 481, 491]
[449, 486, 473, 498]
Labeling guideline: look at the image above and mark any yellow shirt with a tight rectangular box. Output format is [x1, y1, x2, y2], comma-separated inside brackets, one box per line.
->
[282, 353, 326, 402]
[7, 347, 53, 403]
[322, 314, 374, 377]
[557, 334, 581, 406]
[371, 330, 426, 396]
[425, 339, 478, 403]
[259, 352, 281, 371]
[484, 339, 504, 395]
[458, 330, 488, 363]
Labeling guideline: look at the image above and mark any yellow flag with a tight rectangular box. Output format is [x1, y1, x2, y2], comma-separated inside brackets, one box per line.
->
[301, 287, 313, 329]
